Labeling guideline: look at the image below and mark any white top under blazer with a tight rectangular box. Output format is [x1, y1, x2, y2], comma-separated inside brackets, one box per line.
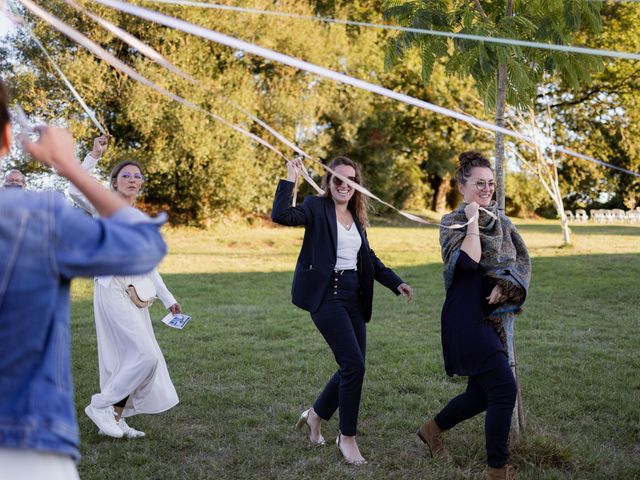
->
[334, 221, 362, 271]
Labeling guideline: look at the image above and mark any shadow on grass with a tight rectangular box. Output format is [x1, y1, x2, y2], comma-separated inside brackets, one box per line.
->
[69, 252, 640, 479]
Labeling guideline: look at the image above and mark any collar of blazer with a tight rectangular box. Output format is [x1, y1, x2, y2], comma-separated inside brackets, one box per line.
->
[323, 196, 365, 255]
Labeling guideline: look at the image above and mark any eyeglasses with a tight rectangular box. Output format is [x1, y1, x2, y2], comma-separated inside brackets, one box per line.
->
[332, 176, 358, 187]
[119, 172, 144, 181]
[469, 180, 496, 191]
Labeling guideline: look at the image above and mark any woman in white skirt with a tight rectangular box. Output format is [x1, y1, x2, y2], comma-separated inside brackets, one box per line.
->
[70, 136, 181, 439]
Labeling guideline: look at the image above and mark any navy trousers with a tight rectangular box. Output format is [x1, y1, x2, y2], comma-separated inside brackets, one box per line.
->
[435, 355, 517, 468]
[311, 270, 366, 436]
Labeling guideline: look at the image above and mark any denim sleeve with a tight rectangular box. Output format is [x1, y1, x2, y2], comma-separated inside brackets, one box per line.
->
[51, 194, 167, 279]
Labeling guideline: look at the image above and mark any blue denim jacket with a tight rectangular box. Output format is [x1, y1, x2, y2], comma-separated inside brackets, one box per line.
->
[0, 189, 168, 460]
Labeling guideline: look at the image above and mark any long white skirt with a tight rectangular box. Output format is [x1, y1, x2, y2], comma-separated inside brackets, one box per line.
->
[90, 276, 178, 417]
[0, 449, 79, 480]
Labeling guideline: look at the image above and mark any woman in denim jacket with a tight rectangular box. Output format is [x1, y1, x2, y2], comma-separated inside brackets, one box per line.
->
[0, 80, 168, 479]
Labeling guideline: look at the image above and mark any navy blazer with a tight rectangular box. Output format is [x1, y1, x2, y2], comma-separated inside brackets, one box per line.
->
[271, 179, 403, 322]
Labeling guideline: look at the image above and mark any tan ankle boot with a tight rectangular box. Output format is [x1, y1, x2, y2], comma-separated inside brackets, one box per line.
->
[487, 464, 516, 480]
[416, 419, 449, 459]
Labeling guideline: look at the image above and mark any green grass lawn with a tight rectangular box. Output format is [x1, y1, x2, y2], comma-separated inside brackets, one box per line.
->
[70, 220, 640, 479]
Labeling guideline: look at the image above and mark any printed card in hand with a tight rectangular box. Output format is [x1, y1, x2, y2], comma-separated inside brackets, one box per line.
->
[161, 313, 191, 329]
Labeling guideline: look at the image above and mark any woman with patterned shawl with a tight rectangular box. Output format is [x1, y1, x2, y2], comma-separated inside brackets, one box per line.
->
[416, 152, 531, 480]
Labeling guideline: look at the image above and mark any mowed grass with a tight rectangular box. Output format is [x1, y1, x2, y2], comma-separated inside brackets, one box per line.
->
[70, 220, 640, 479]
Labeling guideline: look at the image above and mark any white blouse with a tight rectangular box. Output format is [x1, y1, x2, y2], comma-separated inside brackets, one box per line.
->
[68, 153, 176, 308]
[335, 222, 362, 271]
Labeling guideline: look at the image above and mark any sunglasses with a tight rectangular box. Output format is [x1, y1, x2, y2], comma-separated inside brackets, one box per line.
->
[332, 176, 359, 187]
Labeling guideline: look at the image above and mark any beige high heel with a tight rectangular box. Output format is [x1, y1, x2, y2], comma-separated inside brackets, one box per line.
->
[295, 408, 325, 446]
[336, 433, 367, 465]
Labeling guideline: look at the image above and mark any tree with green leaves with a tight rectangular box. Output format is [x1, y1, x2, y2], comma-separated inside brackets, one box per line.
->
[545, 3, 640, 210]
[313, 1, 492, 214]
[383, 0, 603, 211]
[1, 0, 375, 224]
[2, 0, 493, 223]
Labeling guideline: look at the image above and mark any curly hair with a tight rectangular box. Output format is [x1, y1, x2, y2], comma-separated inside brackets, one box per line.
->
[320, 156, 369, 228]
[455, 151, 492, 184]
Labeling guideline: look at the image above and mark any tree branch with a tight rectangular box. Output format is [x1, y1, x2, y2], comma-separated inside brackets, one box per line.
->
[470, 0, 489, 21]
[545, 67, 640, 109]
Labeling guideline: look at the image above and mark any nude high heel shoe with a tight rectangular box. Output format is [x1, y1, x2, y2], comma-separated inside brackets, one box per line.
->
[295, 408, 325, 445]
[336, 433, 367, 465]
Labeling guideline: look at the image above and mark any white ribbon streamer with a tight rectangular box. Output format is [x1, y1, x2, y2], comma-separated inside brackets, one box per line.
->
[18, 0, 489, 229]
[323, 164, 494, 228]
[1, 0, 23, 25]
[18, 0, 296, 164]
[62, 0, 326, 196]
[91, 0, 640, 178]
[12, 1, 625, 230]
[4, 0, 107, 134]
[142, 0, 640, 62]
[63, 0, 197, 84]
[29, 31, 108, 135]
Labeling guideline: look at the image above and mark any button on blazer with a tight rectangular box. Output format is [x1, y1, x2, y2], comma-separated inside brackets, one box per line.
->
[271, 179, 403, 322]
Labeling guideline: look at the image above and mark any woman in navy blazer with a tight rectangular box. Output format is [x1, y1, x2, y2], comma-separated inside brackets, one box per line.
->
[272, 156, 413, 465]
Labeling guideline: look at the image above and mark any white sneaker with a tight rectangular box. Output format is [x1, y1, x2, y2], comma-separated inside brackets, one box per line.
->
[99, 418, 146, 438]
[85, 404, 123, 438]
[117, 418, 145, 438]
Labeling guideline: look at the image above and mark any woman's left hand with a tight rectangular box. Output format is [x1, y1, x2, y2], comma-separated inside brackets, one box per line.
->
[169, 303, 182, 315]
[486, 284, 507, 304]
[397, 283, 413, 302]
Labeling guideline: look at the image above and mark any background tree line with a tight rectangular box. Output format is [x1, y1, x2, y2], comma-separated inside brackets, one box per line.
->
[1, 0, 637, 225]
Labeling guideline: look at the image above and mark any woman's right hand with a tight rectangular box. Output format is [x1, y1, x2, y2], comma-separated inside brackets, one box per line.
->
[464, 201, 479, 221]
[286, 158, 303, 183]
[90, 134, 109, 159]
[22, 126, 78, 177]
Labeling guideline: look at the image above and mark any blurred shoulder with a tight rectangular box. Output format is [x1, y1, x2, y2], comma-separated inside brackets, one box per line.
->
[0, 188, 67, 211]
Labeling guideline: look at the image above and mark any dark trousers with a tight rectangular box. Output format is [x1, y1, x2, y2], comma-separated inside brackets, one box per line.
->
[311, 270, 366, 436]
[435, 355, 517, 468]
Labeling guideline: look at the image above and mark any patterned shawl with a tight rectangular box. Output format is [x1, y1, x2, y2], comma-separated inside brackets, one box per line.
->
[439, 201, 531, 352]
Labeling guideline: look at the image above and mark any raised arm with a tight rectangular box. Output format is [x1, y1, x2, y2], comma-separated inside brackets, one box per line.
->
[67, 134, 109, 215]
[24, 128, 126, 217]
[19, 126, 166, 278]
[271, 159, 313, 227]
[460, 201, 481, 263]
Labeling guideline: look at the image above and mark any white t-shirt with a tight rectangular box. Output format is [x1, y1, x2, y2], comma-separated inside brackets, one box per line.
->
[335, 222, 362, 270]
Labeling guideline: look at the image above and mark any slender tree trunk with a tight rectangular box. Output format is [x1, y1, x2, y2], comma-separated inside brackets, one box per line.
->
[502, 0, 518, 437]
[495, 0, 513, 212]
[433, 172, 452, 212]
[561, 213, 571, 245]
[495, 64, 507, 212]
[554, 198, 572, 245]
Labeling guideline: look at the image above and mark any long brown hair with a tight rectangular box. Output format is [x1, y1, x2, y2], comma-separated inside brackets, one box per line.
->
[320, 156, 369, 228]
